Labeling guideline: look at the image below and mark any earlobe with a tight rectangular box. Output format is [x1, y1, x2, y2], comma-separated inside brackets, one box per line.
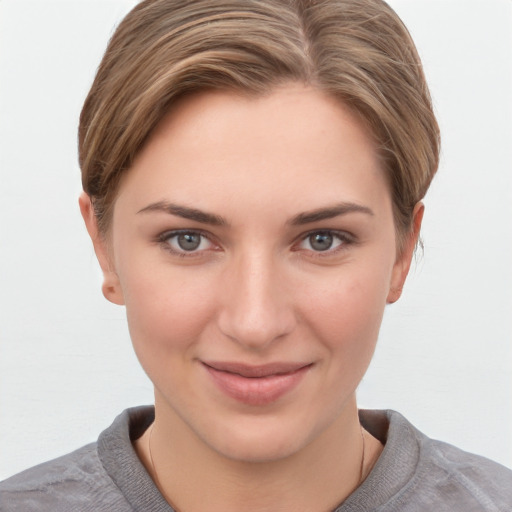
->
[78, 192, 125, 306]
[387, 202, 424, 304]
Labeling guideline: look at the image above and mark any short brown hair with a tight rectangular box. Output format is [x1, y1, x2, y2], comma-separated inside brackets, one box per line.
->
[79, 0, 440, 248]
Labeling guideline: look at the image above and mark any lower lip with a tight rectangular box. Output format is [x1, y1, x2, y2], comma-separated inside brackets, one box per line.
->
[204, 364, 311, 406]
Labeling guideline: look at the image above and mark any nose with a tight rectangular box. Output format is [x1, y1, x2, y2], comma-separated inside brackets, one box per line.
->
[217, 251, 296, 351]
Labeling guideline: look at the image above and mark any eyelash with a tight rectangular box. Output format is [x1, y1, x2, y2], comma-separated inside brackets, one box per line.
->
[157, 229, 355, 258]
[157, 229, 217, 258]
[293, 230, 354, 258]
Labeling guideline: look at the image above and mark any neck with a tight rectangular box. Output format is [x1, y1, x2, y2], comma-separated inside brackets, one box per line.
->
[135, 397, 380, 512]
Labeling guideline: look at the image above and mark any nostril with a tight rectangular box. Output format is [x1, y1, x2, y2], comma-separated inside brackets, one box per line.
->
[217, 307, 296, 350]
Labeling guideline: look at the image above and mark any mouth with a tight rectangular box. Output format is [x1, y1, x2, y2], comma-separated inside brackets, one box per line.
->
[202, 361, 313, 406]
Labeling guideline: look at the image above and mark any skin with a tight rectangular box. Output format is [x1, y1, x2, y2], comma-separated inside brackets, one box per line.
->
[80, 84, 423, 512]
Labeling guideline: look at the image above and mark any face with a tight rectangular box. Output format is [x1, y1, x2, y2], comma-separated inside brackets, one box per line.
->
[83, 85, 419, 462]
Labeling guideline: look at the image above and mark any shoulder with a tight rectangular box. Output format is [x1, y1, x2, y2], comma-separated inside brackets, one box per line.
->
[416, 428, 512, 510]
[0, 423, 136, 512]
[357, 409, 512, 512]
[0, 442, 131, 512]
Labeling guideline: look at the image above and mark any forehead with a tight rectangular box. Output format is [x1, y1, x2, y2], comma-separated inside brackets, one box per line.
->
[116, 85, 391, 221]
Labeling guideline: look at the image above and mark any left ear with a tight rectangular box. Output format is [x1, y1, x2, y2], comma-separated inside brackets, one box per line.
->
[387, 202, 424, 304]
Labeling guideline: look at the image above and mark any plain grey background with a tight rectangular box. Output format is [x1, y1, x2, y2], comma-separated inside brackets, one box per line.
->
[0, 0, 511, 479]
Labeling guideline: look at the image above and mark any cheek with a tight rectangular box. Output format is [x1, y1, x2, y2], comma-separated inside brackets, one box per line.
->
[118, 263, 219, 376]
[300, 261, 392, 359]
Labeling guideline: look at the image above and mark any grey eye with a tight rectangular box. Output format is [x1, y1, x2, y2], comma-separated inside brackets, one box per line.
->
[308, 232, 334, 251]
[176, 233, 202, 251]
[161, 230, 215, 255]
[297, 231, 346, 254]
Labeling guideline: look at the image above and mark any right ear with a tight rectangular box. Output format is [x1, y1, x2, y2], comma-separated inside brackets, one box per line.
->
[79, 192, 125, 305]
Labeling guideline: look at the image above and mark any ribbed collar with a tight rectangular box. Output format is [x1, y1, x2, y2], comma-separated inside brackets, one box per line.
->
[98, 406, 176, 512]
[334, 409, 421, 511]
[98, 406, 422, 512]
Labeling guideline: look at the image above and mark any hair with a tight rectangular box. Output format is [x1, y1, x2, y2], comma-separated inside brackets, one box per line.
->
[79, 0, 440, 251]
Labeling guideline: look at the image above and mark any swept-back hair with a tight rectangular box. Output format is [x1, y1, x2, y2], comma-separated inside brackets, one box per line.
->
[79, 0, 440, 250]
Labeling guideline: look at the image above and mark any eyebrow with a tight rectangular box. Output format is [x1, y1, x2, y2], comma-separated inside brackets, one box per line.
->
[137, 200, 374, 226]
[137, 201, 228, 226]
[289, 202, 374, 225]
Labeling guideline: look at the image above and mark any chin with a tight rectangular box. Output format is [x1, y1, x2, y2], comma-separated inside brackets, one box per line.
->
[198, 414, 323, 464]
[213, 433, 304, 463]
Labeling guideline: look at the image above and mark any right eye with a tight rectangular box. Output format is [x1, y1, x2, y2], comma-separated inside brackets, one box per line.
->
[159, 230, 215, 256]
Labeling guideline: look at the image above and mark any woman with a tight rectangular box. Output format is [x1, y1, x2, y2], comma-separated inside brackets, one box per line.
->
[1, 0, 511, 510]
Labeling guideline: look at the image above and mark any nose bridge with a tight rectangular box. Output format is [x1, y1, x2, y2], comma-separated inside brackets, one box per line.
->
[218, 248, 295, 349]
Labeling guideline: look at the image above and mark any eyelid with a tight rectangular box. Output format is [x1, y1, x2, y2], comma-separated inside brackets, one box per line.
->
[157, 228, 219, 256]
[293, 229, 355, 256]
[155, 227, 355, 259]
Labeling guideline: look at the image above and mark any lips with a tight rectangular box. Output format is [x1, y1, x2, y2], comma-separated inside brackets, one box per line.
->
[202, 361, 312, 406]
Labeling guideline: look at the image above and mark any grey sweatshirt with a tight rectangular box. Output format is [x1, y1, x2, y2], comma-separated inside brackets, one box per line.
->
[1, 406, 511, 511]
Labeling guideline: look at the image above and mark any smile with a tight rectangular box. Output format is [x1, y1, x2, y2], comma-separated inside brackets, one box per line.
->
[202, 361, 313, 406]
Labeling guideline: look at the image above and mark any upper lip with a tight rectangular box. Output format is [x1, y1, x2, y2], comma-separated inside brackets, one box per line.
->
[202, 361, 312, 378]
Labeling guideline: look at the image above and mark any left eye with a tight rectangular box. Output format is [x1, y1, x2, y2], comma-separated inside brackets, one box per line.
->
[299, 231, 346, 252]
[161, 231, 213, 253]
